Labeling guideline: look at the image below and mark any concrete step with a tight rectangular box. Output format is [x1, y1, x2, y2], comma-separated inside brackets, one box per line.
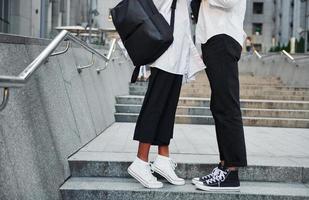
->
[115, 113, 309, 128]
[130, 83, 309, 92]
[116, 96, 309, 110]
[129, 88, 309, 101]
[115, 104, 309, 119]
[60, 177, 309, 200]
[129, 86, 309, 98]
[68, 152, 309, 183]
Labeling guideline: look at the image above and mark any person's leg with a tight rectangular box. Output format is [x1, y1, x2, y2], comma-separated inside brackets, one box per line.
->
[158, 145, 169, 157]
[129, 68, 176, 189]
[203, 34, 247, 168]
[151, 73, 185, 185]
[137, 143, 151, 162]
[194, 34, 247, 191]
[133, 68, 175, 145]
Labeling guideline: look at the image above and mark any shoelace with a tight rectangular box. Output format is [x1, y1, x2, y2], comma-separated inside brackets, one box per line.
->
[169, 159, 177, 170]
[201, 167, 220, 180]
[205, 169, 228, 184]
[147, 163, 157, 181]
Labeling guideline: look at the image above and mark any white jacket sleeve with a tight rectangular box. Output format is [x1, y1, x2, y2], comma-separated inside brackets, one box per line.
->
[208, 0, 240, 9]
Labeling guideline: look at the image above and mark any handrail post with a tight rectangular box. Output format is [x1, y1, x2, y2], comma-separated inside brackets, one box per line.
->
[0, 88, 9, 111]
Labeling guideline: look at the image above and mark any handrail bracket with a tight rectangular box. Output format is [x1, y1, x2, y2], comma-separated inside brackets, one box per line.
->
[0, 88, 9, 111]
[77, 54, 95, 73]
[51, 41, 71, 57]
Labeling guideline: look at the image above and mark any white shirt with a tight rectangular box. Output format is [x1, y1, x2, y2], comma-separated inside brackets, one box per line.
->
[196, 0, 247, 47]
[151, 0, 206, 83]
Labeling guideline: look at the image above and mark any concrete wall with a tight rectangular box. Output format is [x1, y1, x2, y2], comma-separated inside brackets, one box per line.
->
[239, 53, 309, 87]
[0, 34, 133, 200]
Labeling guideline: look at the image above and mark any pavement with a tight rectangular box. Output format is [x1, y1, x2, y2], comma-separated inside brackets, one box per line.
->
[78, 123, 309, 168]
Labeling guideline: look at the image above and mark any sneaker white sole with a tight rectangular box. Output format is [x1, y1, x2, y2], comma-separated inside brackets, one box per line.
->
[195, 182, 240, 192]
[127, 167, 163, 189]
[192, 178, 203, 185]
[152, 165, 185, 186]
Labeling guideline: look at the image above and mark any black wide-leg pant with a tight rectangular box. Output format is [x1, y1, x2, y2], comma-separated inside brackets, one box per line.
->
[134, 67, 183, 146]
[202, 34, 247, 167]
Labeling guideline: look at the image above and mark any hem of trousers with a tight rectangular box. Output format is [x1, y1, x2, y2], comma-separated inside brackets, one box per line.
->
[224, 161, 248, 168]
[133, 138, 171, 146]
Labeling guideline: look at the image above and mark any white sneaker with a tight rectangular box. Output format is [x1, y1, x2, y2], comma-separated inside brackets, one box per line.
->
[128, 157, 163, 189]
[152, 155, 185, 186]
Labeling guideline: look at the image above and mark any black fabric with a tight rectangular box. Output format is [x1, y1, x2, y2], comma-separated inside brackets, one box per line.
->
[191, 0, 201, 24]
[111, 0, 177, 83]
[133, 67, 183, 146]
[201, 34, 247, 167]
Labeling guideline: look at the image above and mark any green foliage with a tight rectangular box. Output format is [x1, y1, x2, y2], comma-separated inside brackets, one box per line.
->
[269, 37, 305, 53]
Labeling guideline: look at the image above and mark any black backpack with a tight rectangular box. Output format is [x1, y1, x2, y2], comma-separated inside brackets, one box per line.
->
[111, 0, 177, 83]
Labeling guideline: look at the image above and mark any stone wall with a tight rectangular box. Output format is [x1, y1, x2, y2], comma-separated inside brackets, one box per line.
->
[239, 54, 309, 87]
[0, 34, 133, 200]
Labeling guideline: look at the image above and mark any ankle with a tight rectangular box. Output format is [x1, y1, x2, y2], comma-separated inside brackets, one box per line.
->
[137, 155, 149, 163]
[227, 167, 238, 171]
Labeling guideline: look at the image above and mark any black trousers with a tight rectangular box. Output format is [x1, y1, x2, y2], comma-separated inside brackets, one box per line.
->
[202, 34, 247, 167]
[134, 67, 183, 146]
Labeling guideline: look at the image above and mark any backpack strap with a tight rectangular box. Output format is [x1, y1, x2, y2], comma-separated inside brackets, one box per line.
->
[170, 0, 177, 32]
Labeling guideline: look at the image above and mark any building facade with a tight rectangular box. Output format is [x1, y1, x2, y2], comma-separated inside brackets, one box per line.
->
[1, 0, 308, 52]
[0, 0, 91, 38]
[245, 0, 309, 52]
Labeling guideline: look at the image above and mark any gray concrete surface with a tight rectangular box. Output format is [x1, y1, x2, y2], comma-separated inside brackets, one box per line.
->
[60, 177, 309, 200]
[0, 35, 133, 200]
[75, 123, 309, 164]
[239, 54, 309, 88]
[68, 123, 309, 183]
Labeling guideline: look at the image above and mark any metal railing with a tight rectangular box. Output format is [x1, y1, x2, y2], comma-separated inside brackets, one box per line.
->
[0, 30, 117, 111]
[252, 49, 309, 64]
[281, 50, 296, 62]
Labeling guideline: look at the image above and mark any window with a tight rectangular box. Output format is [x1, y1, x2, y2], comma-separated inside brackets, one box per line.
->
[253, 2, 264, 14]
[252, 23, 263, 35]
[0, 0, 9, 33]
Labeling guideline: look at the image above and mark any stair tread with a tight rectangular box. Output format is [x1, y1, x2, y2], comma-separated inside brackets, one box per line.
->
[115, 104, 309, 112]
[117, 95, 309, 104]
[115, 113, 309, 121]
[60, 177, 309, 197]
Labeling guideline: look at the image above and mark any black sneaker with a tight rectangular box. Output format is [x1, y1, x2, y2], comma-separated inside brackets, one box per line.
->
[195, 166, 240, 191]
[192, 163, 222, 185]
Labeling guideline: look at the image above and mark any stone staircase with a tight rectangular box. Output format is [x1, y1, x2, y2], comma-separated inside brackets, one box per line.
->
[59, 73, 309, 200]
[59, 123, 309, 200]
[61, 155, 309, 200]
[115, 73, 309, 128]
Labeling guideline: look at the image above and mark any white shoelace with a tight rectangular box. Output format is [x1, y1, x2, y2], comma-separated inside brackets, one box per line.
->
[147, 163, 157, 181]
[169, 159, 177, 170]
[201, 167, 220, 180]
[205, 169, 228, 184]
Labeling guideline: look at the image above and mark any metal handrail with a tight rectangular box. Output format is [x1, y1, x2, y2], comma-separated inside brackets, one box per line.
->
[253, 50, 262, 59]
[281, 50, 295, 62]
[0, 30, 118, 110]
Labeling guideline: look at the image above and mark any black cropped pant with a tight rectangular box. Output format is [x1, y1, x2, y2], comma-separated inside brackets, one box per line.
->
[134, 67, 183, 146]
[202, 34, 247, 167]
